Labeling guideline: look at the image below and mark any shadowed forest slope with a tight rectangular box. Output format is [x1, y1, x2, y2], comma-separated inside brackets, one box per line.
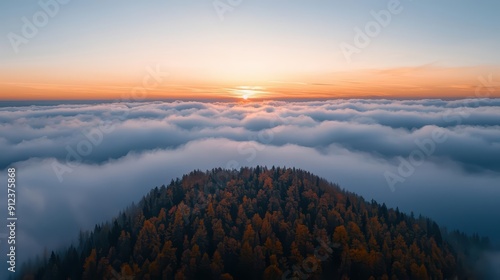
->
[19, 166, 488, 279]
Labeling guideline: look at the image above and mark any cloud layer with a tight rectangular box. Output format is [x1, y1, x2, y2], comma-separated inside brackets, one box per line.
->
[1, 98, 500, 172]
[0, 98, 499, 266]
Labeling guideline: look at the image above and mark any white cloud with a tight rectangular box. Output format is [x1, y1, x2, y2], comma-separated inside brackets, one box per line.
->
[0, 98, 499, 265]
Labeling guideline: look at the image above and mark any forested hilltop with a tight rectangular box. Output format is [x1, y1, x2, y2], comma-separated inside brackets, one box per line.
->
[18, 167, 488, 279]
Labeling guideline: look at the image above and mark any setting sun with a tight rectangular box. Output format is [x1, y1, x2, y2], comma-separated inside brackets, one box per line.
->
[231, 86, 265, 100]
[240, 89, 255, 100]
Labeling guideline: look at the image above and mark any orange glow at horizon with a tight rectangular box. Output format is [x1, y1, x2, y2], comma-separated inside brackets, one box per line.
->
[1, 65, 499, 100]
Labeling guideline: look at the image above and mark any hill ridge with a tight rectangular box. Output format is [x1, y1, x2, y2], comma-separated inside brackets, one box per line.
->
[18, 166, 484, 279]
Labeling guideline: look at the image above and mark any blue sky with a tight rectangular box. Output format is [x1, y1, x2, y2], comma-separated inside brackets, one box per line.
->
[1, 0, 499, 99]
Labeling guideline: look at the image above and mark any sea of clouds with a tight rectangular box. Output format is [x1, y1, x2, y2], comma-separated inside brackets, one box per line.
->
[0, 98, 499, 269]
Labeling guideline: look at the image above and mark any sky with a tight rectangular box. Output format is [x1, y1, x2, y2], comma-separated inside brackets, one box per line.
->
[1, 0, 500, 99]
